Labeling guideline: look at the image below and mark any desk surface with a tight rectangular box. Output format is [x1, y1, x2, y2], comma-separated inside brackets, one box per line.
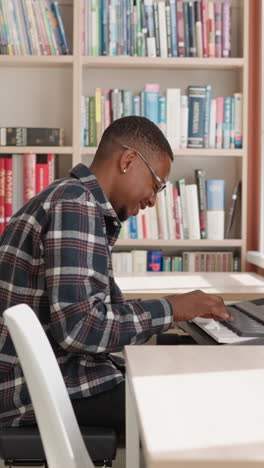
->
[117, 272, 264, 301]
[125, 345, 264, 467]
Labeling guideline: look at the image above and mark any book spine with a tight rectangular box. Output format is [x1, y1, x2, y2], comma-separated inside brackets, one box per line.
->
[183, 1, 189, 56]
[225, 180, 241, 238]
[88, 97, 97, 146]
[214, 1, 222, 58]
[165, 0, 172, 57]
[158, 95, 167, 135]
[166, 88, 181, 149]
[206, 179, 225, 240]
[207, 1, 215, 57]
[187, 85, 206, 148]
[194, 0, 202, 57]
[153, 0, 160, 56]
[230, 96, 235, 149]
[95, 87, 102, 144]
[47, 153, 55, 184]
[122, 89, 133, 116]
[195, 168, 207, 239]
[36, 154, 49, 194]
[223, 96, 232, 149]
[209, 98, 216, 148]
[176, 0, 185, 57]
[136, 0, 143, 56]
[129, 215, 138, 238]
[215, 96, 224, 149]
[188, 1, 196, 57]
[4, 155, 12, 226]
[144, 83, 160, 125]
[185, 184, 201, 239]
[234, 92, 243, 149]
[169, 0, 178, 57]
[24, 153, 36, 203]
[201, 0, 208, 57]
[158, 0, 168, 57]
[180, 94, 188, 149]
[177, 178, 188, 239]
[132, 95, 141, 116]
[203, 84, 212, 148]
[144, 0, 156, 57]
[222, 1, 231, 58]
[51, 1, 70, 54]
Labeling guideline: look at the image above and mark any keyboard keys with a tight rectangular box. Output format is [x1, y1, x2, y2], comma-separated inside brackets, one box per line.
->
[224, 307, 264, 337]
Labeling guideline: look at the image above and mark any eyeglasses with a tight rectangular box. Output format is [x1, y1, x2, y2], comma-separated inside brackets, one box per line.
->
[122, 144, 167, 193]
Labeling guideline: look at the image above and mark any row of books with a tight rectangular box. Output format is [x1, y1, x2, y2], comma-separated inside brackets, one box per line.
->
[0, 153, 55, 234]
[119, 172, 241, 240]
[84, 0, 232, 58]
[112, 249, 240, 273]
[82, 86, 243, 150]
[0, 0, 70, 55]
[0, 127, 64, 146]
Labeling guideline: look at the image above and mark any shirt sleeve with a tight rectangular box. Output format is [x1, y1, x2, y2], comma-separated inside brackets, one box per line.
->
[44, 199, 173, 354]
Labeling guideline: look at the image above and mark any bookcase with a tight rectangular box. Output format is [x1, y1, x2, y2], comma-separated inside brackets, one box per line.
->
[0, 0, 249, 271]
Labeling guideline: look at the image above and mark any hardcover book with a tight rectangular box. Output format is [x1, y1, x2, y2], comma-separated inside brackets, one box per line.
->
[0, 127, 64, 146]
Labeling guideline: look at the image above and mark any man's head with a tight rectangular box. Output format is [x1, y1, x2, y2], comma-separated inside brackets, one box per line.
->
[91, 116, 173, 221]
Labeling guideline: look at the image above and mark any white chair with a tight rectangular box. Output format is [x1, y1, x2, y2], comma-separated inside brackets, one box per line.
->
[3, 303, 109, 468]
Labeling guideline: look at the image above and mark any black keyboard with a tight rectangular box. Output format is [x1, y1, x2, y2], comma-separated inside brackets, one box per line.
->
[223, 300, 264, 337]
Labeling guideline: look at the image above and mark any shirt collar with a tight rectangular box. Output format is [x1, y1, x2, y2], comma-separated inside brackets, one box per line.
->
[69, 163, 121, 224]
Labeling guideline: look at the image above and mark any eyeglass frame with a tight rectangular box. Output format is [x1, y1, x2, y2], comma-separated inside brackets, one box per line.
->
[121, 144, 167, 193]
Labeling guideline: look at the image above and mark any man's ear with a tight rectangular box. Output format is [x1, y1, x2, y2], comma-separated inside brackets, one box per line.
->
[119, 147, 139, 174]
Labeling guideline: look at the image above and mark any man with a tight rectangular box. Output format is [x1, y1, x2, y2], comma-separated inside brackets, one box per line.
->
[0, 116, 232, 435]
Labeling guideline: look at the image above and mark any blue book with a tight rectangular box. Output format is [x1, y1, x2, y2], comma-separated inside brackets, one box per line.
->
[158, 96, 167, 135]
[188, 1, 197, 56]
[187, 86, 206, 148]
[230, 96, 235, 149]
[133, 95, 141, 116]
[204, 85, 212, 148]
[126, 0, 132, 55]
[102, 0, 109, 55]
[129, 216, 138, 239]
[144, 84, 160, 125]
[147, 251, 162, 272]
[206, 180, 225, 210]
[223, 97, 232, 149]
[51, 1, 70, 55]
[20, 0, 33, 55]
[169, 0, 178, 56]
[122, 90, 133, 116]
[183, 1, 190, 56]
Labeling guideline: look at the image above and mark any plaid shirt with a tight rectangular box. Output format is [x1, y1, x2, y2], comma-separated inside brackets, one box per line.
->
[0, 164, 173, 427]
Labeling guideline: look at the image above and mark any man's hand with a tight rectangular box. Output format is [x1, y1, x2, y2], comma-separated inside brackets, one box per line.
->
[164, 290, 234, 323]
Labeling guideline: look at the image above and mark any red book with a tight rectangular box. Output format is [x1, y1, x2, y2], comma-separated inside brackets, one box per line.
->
[0, 156, 5, 235]
[173, 187, 182, 239]
[141, 213, 147, 239]
[4, 155, 12, 227]
[176, 1, 185, 56]
[24, 153, 36, 204]
[36, 155, 49, 194]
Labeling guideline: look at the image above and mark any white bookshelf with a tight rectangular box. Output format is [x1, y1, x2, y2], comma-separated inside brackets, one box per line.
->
[0, 0, 249, 271]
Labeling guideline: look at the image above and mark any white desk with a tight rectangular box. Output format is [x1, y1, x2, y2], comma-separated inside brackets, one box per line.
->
[117, 272, 264, 301]
[125, 345, 264, 468]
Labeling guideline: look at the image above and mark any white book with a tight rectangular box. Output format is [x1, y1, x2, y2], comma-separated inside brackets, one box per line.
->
[12, 154, 24, 215]
[146, 206, 159, 239]
[112, 252, 120, 274]
[158, 0, 168, 57]
[121, 252, 133, 273]
[209, 98, 216, 148]
[132, 250, 148, 273]
[159, 190, 169, 239]
[185, 184, 201, 240]
[136, 211, 143, 239]
[166, 88, 181, 149]
[147, 37, 157, 57]
[175, 194, 184, 240]
[207, 211, 225, 240]
[165, 182, 175, 240]
[180, 95, 189, 148]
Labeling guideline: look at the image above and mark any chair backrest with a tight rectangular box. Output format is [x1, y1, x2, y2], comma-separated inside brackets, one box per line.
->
[4, 304, 94, 468]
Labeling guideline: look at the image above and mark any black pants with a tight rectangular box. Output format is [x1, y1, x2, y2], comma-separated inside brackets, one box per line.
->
[72, 381, 126, 437]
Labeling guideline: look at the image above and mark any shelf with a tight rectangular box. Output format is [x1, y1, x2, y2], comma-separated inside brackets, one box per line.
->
[82, 56, 244, 70]
[0, 146, 73, 154]
[0, 56, 73, 67]
[115, 239, 243, 248]
[82, 147, 244, 157]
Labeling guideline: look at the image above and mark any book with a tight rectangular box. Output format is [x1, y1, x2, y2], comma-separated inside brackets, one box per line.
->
[24, 153, 36, 203]
[185, 184, 201, 239]
[222, 2, 231, 58]
[147, 250, 162, 271]
[195, 168, 207, 239]
[206, 179, 225, 240]
[0, 156, 5, 234]
[187, 85, 206, 148]
[225, 180, 241, 238]
[12, 154, 24, 214]
[4, 155, 12, 226]
[0, 127, 64, 146]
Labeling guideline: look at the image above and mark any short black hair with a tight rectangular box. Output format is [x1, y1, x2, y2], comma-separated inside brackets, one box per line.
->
[97, 116, 173, 161]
